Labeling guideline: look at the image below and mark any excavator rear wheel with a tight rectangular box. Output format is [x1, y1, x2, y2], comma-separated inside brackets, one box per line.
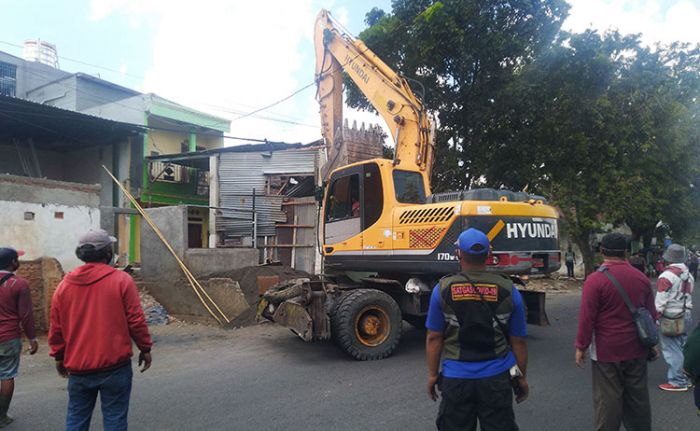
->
[332, 289, 402, 360]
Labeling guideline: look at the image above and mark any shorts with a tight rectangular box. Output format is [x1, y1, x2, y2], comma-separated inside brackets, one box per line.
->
[0, 338, 21, 380]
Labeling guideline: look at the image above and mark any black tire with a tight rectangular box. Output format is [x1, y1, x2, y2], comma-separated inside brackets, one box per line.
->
[404, 315, 426, 329]
[332, 289, 402, 360]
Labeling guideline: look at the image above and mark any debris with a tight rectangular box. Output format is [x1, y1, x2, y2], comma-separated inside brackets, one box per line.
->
[140, 290, 171, 326]
[521, 275, 582, 292]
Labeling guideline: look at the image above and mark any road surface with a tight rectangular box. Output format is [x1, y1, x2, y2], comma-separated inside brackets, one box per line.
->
[12, 289, 700, 430]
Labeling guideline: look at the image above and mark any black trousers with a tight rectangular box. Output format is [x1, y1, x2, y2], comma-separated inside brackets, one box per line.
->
[436, 372, 518, 431]
[566, 261, 575, 277]
[592, 359, 651, 431]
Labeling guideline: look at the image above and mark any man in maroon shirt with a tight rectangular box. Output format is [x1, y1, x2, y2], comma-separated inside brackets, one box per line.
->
[0, 247, 38, 428]
[575, 233, 657, 431]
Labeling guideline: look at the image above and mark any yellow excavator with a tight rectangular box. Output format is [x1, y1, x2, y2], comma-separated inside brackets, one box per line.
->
[260, 10, 560, 360]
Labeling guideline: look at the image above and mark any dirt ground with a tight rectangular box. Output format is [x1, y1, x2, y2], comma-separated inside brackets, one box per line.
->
[523, 275, 583, 293]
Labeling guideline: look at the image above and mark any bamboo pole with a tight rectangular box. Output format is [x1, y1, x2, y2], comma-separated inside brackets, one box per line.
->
[102, 166, 230, 324]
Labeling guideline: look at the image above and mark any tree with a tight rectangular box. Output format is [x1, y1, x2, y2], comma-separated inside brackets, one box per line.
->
[348, 0, 570, 191]
[498, 31, 700, 274]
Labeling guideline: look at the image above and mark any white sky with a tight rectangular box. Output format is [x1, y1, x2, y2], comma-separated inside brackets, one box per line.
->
[87, 0, 700, 146]
[564, 0, 700, 45]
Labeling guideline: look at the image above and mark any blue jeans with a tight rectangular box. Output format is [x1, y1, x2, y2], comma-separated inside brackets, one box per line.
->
[66, 363, 132, 431]
[660, 315, 692, 387]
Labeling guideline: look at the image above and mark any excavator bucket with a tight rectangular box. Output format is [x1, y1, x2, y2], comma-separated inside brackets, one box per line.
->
[272, 298, 314, 341]
[259, 279, 332, 342]
[519, 289, 550, 326]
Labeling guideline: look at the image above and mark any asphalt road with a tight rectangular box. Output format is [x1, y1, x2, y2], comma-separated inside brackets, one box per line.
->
[11, 288, 700, 430]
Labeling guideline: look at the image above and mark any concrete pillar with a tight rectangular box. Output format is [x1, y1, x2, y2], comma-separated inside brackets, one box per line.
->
[209, 154, 219, 248]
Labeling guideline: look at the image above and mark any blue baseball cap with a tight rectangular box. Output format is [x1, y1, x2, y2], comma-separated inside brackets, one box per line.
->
[456, 228, 490, 255]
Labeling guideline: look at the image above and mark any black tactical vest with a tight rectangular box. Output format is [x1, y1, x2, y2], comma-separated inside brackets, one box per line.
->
[438, 271, 515, 362]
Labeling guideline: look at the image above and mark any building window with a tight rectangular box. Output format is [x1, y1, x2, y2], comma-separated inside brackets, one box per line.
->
[0, 62, 17, 97]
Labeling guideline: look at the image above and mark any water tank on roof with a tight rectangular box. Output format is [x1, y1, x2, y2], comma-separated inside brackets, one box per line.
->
[23, 39, 59, 69]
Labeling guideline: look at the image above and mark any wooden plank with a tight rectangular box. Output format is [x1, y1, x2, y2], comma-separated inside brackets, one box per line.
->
[281, 201, 317, 206]
[262, 244, 314, 248]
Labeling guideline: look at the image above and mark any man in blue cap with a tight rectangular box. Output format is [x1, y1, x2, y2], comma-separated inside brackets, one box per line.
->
[426, 228, 529, 431]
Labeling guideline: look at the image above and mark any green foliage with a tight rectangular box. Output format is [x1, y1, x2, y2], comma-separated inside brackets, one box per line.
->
[349, 0, 570, 189]
[382, 144, 395, 159]
[502, 32, 700, 264]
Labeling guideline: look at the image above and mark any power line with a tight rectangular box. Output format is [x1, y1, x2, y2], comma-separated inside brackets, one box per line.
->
[230, 81, 316, 123]
[19, 63, 322, 131]
[2, 30, 382, 136]
[0, 108, 303, 144]
[1, 39, 321, 129]
[0, 40, 144, 82]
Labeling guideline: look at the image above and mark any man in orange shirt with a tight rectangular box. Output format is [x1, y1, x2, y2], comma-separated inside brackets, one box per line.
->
[49, 229, 152, 430]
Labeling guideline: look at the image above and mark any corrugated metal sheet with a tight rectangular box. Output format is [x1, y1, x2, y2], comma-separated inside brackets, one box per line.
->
[217, 195, 286, 237]
[217, 149, 319, 238]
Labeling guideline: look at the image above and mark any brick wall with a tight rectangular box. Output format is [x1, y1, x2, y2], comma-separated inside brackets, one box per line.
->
[16, 258, 64, 332]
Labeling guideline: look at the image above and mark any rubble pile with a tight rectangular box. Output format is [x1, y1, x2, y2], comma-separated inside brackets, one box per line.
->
[140, 290, 172, 326]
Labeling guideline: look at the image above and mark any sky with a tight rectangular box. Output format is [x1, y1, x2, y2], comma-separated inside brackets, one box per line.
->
[1, 0, 699, 146]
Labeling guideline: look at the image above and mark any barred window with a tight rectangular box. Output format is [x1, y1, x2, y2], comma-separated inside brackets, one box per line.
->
[0, 62, 17, 97]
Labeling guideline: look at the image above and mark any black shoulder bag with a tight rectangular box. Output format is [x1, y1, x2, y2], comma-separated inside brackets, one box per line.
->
[598, 266, 659, 347]
[0, 273, 13, 286]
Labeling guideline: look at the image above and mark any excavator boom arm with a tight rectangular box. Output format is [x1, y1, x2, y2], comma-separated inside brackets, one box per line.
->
[314, 10, 435, 185]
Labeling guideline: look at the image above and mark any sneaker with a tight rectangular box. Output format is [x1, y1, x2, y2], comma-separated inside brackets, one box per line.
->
[659, 383, 689, 392]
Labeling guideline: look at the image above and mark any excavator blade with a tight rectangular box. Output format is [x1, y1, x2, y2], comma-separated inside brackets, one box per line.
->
[519, 289, 550, 326]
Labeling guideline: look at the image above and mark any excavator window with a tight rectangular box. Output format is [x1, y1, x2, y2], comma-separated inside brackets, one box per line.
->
[393, 170, 426, 204]
[325, 174, 360, 222]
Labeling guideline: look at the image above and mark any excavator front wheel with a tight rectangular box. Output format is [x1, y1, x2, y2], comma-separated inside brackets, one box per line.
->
[332, 289, 402, 360]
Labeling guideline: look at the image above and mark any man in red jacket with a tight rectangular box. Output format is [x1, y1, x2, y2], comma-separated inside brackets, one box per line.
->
[575, 233, 657, 431]
[49, 229, 152, 431]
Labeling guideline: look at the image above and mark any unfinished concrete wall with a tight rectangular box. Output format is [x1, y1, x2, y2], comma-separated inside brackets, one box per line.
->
[16, 257, 64, 331]
[0, 175, 101, 271]
[141, 277, 249, 325]
[141, 206, 258, 279]
[140, 206, 188, 280]
[184, 249, 258, 277]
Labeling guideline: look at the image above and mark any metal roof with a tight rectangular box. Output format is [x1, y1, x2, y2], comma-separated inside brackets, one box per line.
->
[145, 140, 324, 170]
[0, 95, 144, 151]
[26, 72, 141, 98]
